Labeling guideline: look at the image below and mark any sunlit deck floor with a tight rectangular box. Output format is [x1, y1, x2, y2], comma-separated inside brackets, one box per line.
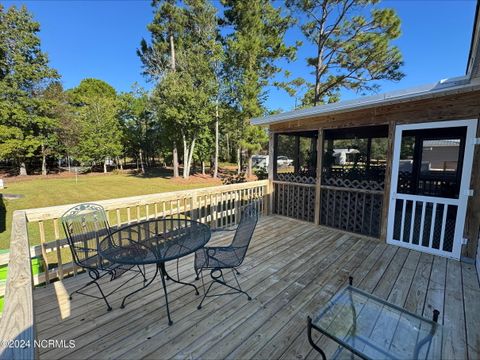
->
[34, 215, 480, 359]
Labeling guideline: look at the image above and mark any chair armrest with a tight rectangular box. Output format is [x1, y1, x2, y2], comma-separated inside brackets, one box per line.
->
[211, 227, 237, 233]
[205, 246, 237, 260]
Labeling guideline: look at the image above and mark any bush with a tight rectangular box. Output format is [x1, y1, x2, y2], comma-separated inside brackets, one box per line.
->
[254, 167, 268, 180]
[221, 173, 247, 185]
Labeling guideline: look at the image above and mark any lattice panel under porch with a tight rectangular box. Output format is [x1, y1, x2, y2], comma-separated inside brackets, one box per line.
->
[273, 182, 315, 222]
[320, 188, 383, 238]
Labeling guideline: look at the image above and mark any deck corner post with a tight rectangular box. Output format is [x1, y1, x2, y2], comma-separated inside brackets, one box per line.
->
[268, 130, 275, 216]
[314, 128, 324, 225]
[380, 121, 396, 241]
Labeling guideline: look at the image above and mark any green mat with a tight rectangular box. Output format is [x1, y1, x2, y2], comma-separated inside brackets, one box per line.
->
[0, 250, 44, 312]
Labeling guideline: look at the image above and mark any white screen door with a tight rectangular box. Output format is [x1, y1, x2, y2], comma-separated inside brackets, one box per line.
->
[387, 119, 477, 259]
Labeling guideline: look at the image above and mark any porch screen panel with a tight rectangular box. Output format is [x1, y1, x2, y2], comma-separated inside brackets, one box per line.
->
[320, 126, 388, 238]
[273, 131, 317, 222]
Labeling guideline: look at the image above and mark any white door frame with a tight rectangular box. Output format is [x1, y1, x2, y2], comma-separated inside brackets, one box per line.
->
[387, 119, 477, 259]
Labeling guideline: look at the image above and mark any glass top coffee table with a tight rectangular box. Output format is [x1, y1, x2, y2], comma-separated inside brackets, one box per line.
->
[307, 277, 443, 360]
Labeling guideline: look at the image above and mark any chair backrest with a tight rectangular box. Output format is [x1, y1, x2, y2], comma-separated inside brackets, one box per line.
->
[61, 203, 111, 270]
[230, 202, 259, 264]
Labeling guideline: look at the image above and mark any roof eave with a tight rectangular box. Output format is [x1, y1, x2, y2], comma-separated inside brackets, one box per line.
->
[251, 77, 480, 127]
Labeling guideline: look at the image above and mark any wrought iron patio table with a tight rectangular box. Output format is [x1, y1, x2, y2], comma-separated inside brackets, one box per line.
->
[307, 277, 443, 360]
[99, 218, 211, 325]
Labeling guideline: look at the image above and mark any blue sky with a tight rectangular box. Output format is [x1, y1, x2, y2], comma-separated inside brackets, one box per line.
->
[2, 0, 477, 112]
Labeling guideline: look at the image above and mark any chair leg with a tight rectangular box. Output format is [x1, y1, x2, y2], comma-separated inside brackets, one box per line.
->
[93, 280, 113, 311]
[138, 265, 147, 282]
[69, 269, 104, 300]
[176, 258, 180, 281]
[197, 278, 216, 310]
[69, 279, 94, 300]
[196, 268, 251, 310]
[231, 270, 245, 292]
[228, 270, 252, 301]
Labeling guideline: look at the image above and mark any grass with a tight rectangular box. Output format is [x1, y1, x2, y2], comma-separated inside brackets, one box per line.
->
[0, 168, 222, 249]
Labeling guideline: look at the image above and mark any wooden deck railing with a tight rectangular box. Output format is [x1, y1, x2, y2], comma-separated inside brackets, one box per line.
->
[0, 180, 270, 359]
[0, 211, 36, 360]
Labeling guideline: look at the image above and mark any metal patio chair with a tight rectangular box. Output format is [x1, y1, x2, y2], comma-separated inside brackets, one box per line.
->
[61, 203, 147, 311]
[194, 201, 259, 309]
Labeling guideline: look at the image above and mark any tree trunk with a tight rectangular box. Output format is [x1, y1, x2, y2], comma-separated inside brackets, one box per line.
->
[213, 102, 219, 178]
[103, 161, 107, 173]
[19, 161, 27, 176]
[170, 34, 176, 71]
[201, 161, 205, 175]
[182, 135, 196, 179]
[139, 150, 145, 174]
[41, 144, 47, 176]
[67, 155, 71, 172]
[226, 133, 230, 162]
[118, 156, 123, 170]
[237, 147, 241, 174]
[314, 19, 326, 106]
[42, 154, 47, 176]
[173, 143, 179, 178]
[247, 152, 253, 178]
[183, 135, 188, 179]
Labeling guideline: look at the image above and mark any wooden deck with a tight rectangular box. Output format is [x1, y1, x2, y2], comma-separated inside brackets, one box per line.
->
[33, 215, 480, 359]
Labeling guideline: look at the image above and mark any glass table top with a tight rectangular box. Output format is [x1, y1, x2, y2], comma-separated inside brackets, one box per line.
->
[311, 286, 443, 360]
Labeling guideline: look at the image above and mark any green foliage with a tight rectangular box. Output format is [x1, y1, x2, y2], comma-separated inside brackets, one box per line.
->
[117, 85, 158, 166]
[69, 79, 123, 165]
[0, 1, 406, 179]
[222, 0, 296, 172]
[69, 78, 117, 104]
[286, 0, 404, 106]
[142, 0, 221, 178]
[254, 166, 268, 180]
[0, 4, 59, 173]
[138, 0, 186, 80]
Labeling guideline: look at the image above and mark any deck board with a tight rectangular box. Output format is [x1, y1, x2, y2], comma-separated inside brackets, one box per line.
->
[32, 215, 480, 359]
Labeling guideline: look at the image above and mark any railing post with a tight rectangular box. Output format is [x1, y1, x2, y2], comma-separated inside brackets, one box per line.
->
[190, 192, 199, 222]
[0, 211, 37, 360]
[268, 131, 275, 215]
[314, 128, 324, 225]
[380, 121, 396, 241]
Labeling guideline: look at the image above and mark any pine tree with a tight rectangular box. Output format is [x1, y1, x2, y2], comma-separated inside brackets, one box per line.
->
[0, 5, 59, 175]
[286, 0, 404, 106]
[222, 0, 297, 176]
[138, 0, 186, 178]
[143, 0, 220, 179]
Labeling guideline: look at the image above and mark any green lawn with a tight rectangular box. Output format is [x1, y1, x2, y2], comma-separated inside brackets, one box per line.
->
[0, 169, 221, 249]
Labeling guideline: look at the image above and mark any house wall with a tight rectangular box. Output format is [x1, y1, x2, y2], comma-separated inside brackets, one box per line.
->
[268, 90, 480, 259]
[477, 235, 480, 282]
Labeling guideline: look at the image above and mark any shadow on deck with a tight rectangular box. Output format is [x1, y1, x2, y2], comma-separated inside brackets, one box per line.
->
[33, 216, 480, 359]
